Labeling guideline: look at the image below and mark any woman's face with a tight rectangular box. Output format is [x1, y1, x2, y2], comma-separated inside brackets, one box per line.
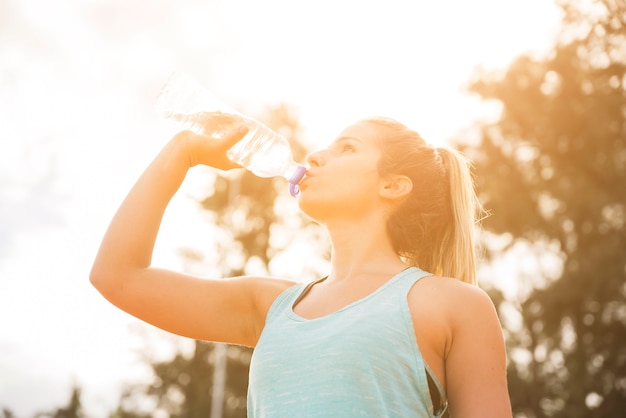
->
[297, 121, 388, 223]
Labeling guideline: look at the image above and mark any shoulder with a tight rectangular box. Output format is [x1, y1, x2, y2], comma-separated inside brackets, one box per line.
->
[408, 275, 501, 349]
[437, 277, 498, 327]
[409, 275, 496, 316]
[243, 276, 299, 343]
[245, 276, 298, 309]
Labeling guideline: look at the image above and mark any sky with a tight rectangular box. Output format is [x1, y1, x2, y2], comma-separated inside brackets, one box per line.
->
[0, 0, 562, 415]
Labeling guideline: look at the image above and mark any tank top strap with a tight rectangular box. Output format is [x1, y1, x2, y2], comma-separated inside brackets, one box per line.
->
[264, 277, 327, 325]
[264, 282, 305, 324]
[292, 276, 328, 306]
[384, 266, 433, 294]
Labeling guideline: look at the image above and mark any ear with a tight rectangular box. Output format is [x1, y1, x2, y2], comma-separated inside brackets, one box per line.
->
[379, 175, 413, 200]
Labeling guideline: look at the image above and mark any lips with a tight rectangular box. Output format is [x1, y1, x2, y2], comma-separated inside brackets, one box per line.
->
[298, 172, 313, 190]
[302, 168, 317, 178]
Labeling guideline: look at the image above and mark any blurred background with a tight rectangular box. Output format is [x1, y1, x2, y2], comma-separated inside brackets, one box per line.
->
[1, 0, 624, 417]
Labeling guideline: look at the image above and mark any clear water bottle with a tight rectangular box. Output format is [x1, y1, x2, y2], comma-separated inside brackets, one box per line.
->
[154, 72, 306, 196]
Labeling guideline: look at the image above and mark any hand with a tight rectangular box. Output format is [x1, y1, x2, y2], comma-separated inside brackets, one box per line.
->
[176, 123, 250, 170]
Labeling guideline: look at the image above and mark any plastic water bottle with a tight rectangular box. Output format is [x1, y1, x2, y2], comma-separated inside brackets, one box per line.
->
[154, 72, 306, 196]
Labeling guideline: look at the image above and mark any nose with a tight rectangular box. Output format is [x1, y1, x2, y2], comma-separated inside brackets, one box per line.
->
[306, 149, 326, 167]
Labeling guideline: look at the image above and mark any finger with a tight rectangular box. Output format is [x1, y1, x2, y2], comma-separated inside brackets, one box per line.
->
[219, 125, 249, 149]
[197, 112, 240, 135]
[203, 125, 249, 170]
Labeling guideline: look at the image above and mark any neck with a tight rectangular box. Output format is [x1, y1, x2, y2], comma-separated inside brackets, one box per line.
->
[324, 213, 407, 283]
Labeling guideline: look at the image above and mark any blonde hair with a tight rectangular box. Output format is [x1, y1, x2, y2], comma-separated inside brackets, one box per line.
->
[364, 117, 484, 285]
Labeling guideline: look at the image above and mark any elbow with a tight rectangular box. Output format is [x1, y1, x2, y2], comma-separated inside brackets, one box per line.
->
[89, 262, 109, 295]
[89, 264, 105, 290]
[89, 259, 121, 299]
[90, 258, 143, 303]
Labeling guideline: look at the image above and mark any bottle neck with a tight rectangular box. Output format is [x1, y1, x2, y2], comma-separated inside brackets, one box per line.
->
[285, 164, 306, 197]
[285, 163, 306, 183]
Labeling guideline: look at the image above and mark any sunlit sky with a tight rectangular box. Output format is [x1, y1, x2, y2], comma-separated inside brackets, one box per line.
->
[0, 0, 561, 415]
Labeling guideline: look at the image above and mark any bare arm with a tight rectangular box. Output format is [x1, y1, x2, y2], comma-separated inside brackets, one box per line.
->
[445, 284, 512, 417]
[90, 127, 292, 347]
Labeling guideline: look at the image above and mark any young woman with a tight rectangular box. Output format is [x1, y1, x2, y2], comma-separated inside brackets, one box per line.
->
[90, 116, 512, 417]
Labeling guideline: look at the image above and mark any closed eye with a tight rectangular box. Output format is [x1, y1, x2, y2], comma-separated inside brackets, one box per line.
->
[328, 136, 360, 154]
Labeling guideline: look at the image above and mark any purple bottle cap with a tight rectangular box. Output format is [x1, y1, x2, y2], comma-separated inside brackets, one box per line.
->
[288, 165, 307, 197]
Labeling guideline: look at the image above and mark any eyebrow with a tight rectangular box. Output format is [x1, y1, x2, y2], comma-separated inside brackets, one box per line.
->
[330, 136, 361, 146]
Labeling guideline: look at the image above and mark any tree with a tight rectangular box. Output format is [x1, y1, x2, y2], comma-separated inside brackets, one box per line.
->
[459, 0, 626, 416]
[113, 104, 326, 418]
[33, 386, 85, 418]
[1, 408, 16, 418]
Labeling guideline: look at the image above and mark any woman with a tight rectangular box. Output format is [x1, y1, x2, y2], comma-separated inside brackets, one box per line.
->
[90, 116, 512, 417]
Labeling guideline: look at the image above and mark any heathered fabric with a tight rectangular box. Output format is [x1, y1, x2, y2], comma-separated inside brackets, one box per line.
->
[247, 267, 447, 417]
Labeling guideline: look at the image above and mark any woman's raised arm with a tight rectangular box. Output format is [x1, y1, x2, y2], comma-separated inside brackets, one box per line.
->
[90, 127, 293, 347]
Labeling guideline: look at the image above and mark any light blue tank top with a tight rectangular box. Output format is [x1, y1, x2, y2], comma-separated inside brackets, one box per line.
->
[247, 267, 448, 417]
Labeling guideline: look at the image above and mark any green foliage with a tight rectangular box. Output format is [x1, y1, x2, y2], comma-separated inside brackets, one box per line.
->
[33, 386, 85, 418]
[114, 341, 249, 418]
[460, 0, 626, 416]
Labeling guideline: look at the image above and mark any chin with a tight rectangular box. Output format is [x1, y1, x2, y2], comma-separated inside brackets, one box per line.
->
[298, 194, 368, 225]
[296, 197, 320, 221]
[296, 194, 332, 223]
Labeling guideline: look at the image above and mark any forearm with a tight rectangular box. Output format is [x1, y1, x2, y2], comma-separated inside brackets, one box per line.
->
[91, 134, 190, 281]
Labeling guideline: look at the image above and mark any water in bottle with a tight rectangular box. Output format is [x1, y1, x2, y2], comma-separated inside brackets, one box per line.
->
[154, 72, 306, 196]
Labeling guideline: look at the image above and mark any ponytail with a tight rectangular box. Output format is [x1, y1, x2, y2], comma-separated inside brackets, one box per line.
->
[364, 117, 484, 285]
[434, 147, 483, 285]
